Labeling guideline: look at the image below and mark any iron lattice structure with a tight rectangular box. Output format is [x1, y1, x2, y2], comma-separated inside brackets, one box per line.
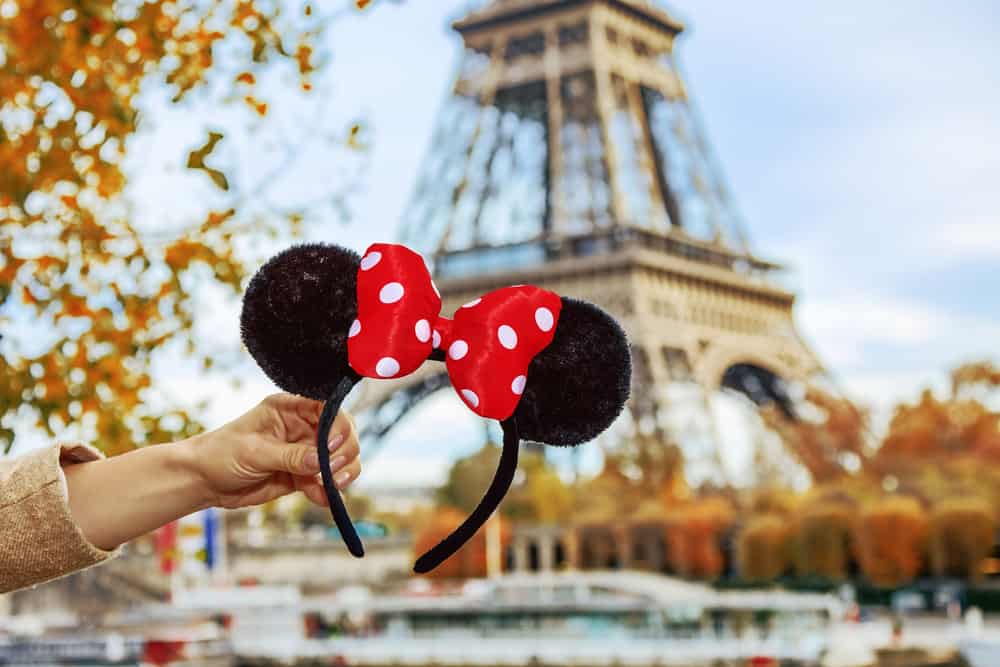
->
[357, 0, 824, 483]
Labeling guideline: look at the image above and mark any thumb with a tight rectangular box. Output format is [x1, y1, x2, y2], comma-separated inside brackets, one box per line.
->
[247, 440, 321, 477]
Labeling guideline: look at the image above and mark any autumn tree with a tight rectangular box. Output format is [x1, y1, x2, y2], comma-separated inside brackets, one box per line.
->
[436, 442, 503, 514]
[621, 429, 686, 504]
[412, 507, 510, 580]
[738, 514, 792, 582]
[1, 0, 371, 454]
[503, 449, 574, 524]
[928, 497, 995, 580]
[665, 496, 734, 580]
[761, 388, 869, 484]
[437, 442, 574, 524]
[793, 500, 857, 581]
[746, 487, 799, 517]
[877, 390, 1000, 467]
[951, 361, 1000, 402]
[855, 496, 928, 588]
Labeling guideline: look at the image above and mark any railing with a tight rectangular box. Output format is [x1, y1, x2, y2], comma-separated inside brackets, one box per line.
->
[235, 635, 828, 665]
[434, 228, 796, 291]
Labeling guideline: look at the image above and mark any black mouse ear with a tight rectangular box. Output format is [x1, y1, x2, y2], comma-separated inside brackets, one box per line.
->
[240, 243, 361, 400]
[513, 298, 631, 446]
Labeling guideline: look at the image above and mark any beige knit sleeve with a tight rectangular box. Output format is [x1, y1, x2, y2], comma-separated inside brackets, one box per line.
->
[0, 443, 121, 593]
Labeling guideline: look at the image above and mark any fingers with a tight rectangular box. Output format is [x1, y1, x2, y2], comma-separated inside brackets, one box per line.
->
[295, 474, 330, 506]
[264, 393, 357, 449]
[322, 415, 361, 492]
[329, 411, 360, 491]
[262, 393, 323, 420]
[292, 409, 361, 506]
[328, 409, 356, 447]
[263, 393, 325, 442]
[294, 457, 361, 507]
[247, 438, 321, 477]
[334, 456, 361, 491]
[327, 426, 360, 472]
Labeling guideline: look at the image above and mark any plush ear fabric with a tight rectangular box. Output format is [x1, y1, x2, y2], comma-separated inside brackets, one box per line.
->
[240, 243, 360, 401]
[514, 298, 632, 446]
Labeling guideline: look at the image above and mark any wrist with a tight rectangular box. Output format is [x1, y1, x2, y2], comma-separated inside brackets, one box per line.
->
[172, 435, 217, 512]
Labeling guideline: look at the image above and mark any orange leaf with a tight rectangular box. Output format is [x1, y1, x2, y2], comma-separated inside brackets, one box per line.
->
[21, 285, 36, 305]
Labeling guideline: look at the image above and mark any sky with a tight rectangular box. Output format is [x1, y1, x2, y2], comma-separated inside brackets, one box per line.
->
[15, 1, 1000, 487]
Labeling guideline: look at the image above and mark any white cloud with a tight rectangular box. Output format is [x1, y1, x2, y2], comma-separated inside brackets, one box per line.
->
[356, 455, 450, 490]
[796, 293, 1000, 413]
[922, 220, 1000, 263]
[800, 298, 940, 353]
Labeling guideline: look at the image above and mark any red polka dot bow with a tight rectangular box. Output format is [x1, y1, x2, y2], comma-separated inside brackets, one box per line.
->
[348, 243, 563, 420]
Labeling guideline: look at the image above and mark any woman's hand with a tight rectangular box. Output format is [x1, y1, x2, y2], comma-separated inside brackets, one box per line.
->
[64, 393, 362, 551]
[186, 393, 362, 510]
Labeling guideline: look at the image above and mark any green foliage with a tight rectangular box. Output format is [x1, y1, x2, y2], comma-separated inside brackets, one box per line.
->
[436, 443, 574, 524]
[436, 443, 502, 514]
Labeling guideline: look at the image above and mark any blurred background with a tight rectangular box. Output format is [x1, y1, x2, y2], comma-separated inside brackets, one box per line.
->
[1, 1, 999, 666]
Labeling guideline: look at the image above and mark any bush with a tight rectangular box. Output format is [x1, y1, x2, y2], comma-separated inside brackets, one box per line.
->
[738, 514, 793, 582]
[855, 496, 929, 587]
[666, 497, 734, 579]
[794, 501, 856, 580]
[929, 497, 995, 579]
[412, 507, 510, 579]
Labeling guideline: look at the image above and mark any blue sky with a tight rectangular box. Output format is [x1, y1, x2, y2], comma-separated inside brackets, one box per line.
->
[27, 1, 999, 485]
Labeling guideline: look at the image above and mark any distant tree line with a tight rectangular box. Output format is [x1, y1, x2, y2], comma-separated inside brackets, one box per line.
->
[412, 361, 1000, 586]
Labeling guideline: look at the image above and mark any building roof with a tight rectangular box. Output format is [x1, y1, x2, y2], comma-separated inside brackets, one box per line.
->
[454, 0, 685, 36]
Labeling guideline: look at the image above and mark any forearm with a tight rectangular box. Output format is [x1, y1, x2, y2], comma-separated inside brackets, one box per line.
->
[63, 438, 209, 551]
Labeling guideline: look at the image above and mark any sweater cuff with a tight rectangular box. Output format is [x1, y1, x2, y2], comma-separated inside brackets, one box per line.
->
[0, 443, 121, 593]
[55, 442, 108, 498]
[54, 442, 123, 558]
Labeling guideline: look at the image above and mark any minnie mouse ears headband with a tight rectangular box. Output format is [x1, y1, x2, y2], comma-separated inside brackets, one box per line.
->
[240, 243, 631, 572]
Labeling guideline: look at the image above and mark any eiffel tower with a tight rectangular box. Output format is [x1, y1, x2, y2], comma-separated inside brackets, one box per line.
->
[355, 0, 824, 484]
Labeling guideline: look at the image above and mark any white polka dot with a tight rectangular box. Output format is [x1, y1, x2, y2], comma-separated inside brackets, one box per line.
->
[379, 282, 404, 304]
[360, 251, 382, 271]
[449, 340, 469, 360]
[462, 297, 481, 308]
[375, 357, 400, 377]
[415, 319, 431, 343]
[432, 330, 441, 349]
[511, 375, 527, 395]
[348, 319, 361, 338]
[460, 389, 480, 408]
[498, 324, 518, 350]
[535, 307, 554, 332]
